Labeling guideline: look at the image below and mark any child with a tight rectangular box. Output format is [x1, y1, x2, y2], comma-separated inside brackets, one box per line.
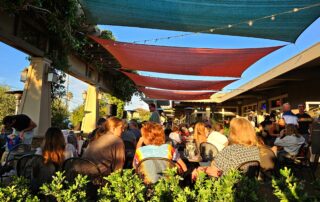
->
[1, 133, 21, 165]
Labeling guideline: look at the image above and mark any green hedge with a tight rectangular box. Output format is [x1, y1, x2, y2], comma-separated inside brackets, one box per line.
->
[0, 168, 319, 202]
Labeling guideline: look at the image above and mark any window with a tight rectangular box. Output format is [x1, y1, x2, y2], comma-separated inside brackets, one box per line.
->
[268, 94, 288, 113]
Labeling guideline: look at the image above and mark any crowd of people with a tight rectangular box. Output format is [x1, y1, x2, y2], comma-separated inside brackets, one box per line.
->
[0, 102, 319, 188]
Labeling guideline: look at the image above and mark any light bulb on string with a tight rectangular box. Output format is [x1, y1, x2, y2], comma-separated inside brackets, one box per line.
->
[271, 15, 275, 21]
[248, 20, 253, 26]
[228, 24, 232, 28]
[209, 28, 215, 32]
[293, 8, 299, 12]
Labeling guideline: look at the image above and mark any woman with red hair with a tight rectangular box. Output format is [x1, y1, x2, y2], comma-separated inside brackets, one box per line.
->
[133, 122, 187, 172]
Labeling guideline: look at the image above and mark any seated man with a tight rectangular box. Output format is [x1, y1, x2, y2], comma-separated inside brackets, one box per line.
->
[2, 114, 37, 145]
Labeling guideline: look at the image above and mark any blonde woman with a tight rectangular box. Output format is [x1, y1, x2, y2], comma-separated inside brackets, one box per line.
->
[192, 118, 261, 178]
[193, 122, 209, 149]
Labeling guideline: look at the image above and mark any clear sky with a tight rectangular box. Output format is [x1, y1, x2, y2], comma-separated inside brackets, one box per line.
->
[0, 17, 319, 111]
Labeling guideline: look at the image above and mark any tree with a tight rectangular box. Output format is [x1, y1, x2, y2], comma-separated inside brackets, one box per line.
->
[135, 108, 150, 122]
[0, 85, 16, 122]
[70, 104, 84, 129]
[51, 99, 69, 129]
[100, 93, 125, 119]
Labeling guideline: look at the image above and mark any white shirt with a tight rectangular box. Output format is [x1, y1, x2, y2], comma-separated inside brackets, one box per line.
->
[282, 111, 298, 125]
[207, 131, 228, 151]
[274, 135, 305, 155]
[169, 132, 182, 144]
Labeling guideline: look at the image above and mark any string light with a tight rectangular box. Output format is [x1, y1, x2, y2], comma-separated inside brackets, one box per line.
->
[131, 2, 320, 44]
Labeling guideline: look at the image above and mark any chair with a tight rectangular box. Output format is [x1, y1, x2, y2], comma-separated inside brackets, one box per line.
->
[199, 142, 219, 162]
[280, 144, 315, 179]
[62, 157, 102, 185]
[16, 154, 36, 177]
[123, 141, 135, 169]
[18, 154, 57, 193]
[63, 157, 102, 201]
[237, 160, 260, 178]
[0, 143, 31, 181]
[136, 157, 176, 184]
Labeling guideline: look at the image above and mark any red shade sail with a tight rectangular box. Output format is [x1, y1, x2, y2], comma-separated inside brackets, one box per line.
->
[91, 36, 283, 77]
[139, 87, 214, 101]
[123, 71, 235, 91]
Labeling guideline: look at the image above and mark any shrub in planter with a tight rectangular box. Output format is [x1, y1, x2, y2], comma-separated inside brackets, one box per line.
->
[0, 176, 39, 202]
[98, 169, 146, 202]
[150, 168, 191, 202]
[40, 171, 89, 202]
[272, 167, 310, 202]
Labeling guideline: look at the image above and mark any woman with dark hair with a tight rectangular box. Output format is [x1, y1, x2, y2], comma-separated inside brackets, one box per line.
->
[133, 122, 187, 172]
[36, 127, 73, 166]
[82, 117, 125, 175]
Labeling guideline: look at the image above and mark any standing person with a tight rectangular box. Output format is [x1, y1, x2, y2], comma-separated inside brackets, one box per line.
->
[296, 104, 312, 143]
[281, 103, 298, 125]
[129, 120, 141, 140]
[149, 103, 160, 123]
[2, 114, 37, 145]
[121, 120, 137, 146]
[82, 117, 125, 175]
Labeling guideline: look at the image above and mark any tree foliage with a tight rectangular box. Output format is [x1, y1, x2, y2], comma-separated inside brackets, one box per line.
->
[51, 98, 69, 129]
[134, 108, 151, 122]
[0, 85, 16, 121]
[70, 104, 85, 129]
[40, 171, 89, 202]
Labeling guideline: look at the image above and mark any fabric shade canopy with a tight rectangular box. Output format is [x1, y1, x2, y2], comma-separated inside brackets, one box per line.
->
[81, 0, 320, 42]
[123, 71, 235, 91]
[139, 87, 214, 101]
[91, 36, 283, 77]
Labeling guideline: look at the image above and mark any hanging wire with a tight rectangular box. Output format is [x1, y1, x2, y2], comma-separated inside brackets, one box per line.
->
[132, 2, 320, 44]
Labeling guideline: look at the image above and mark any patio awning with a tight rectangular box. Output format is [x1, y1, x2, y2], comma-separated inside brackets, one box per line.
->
[81, 0, 320, 42]
[139, 87, 214, 101]
[123, 71, 235, 91]
[91, 36, 283, 77]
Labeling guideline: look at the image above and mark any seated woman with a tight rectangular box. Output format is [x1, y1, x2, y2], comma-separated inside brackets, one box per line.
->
[36, 127, 73, 166]
[274, 124, 305, 161]
[133, 122, 187, 172]
[207, 123, 228, 152]
[193, 122, 209, 150]
[82, 117, 125, 175]
[192, 118, 261, 178]
[32, 127, 73, 192]
[169, 125, 182, 146]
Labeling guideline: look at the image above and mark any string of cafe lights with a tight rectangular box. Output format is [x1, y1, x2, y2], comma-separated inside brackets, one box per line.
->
[131, 2, 320, 44]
